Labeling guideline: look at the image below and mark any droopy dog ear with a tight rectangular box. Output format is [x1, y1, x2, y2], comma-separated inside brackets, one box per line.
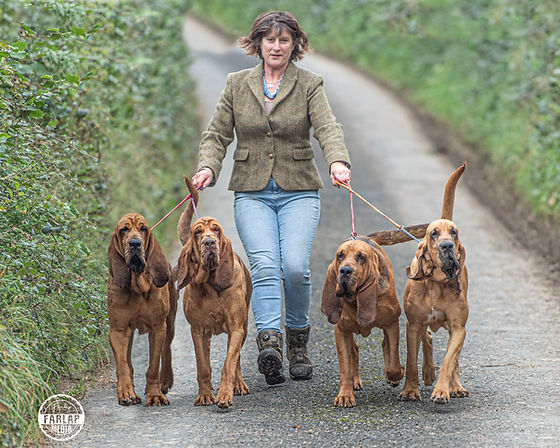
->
[321, 261, 343, 324]
[210, 233, 234, 292]
[356, 279, 378, 328]
[456, 241, 467, 285]
[406, 240, 434, 280]
[355, 255, 379, 328]
[177, 239, 196, 290]
[146, 231, 169, 288]
[108, 232, 130, 288]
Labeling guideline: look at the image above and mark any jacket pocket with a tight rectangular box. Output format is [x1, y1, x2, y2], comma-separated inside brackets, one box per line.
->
[233, 148, 249, 161]
[292, 147, 314, 160]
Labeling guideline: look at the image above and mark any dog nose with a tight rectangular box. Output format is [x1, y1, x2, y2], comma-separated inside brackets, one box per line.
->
[339, 266, 353, 276]
[128, 239, 142, 249]
[203, 238, 216, 247]
[439, 241, 454, 252]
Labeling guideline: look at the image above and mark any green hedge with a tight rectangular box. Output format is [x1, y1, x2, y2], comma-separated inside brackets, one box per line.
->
[0, 0, 197, 445]
[190, 0, 560, 225]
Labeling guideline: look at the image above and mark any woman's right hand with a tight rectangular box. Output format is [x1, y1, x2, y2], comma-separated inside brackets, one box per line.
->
[192, 168, 213, 190]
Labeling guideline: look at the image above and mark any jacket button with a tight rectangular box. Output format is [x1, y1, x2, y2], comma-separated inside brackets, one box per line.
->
[268, 153, 273, 159]
[266, 132, 272, 137]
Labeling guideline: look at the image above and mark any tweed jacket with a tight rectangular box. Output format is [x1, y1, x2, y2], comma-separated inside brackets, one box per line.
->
[197, 61, 351, 191]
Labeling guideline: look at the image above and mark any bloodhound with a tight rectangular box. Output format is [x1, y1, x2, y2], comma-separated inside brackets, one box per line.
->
[177, 177, 252, 409]
[321, 236, 404, 407]
[370, 163, 468, 404]
[107, 213, 178, 406]
[399, 163, 468, 404]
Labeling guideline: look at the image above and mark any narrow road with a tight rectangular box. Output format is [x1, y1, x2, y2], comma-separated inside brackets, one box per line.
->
[68, 15, 560, 448]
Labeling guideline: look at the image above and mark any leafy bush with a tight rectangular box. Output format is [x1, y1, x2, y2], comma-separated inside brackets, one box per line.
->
[0, 0, 197, 444]
[190, 0, 560, 224]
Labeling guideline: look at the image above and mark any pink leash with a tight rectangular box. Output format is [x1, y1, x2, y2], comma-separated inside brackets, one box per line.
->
[150, 184, 202, 231]
[343, 180, 358, 239]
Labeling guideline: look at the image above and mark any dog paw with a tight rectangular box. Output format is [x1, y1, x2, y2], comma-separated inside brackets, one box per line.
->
[145, 392, 169, 407]
[450, 387, 469, 398]
[353, 376, 363, 391]
[216, 390, 233, 409]
[118, 395, 142, 406]
[160, 375, 174, 394]
[399, 388, 421, 401]
[117, 385, 141, 406]
[431, 387, 450, 404]
[234, 378, 250, 396]
[334, 391, 356, 407]
[385, 365, 404, 387]
[422, 364, 436, 386]
[194, 392, 216, 406]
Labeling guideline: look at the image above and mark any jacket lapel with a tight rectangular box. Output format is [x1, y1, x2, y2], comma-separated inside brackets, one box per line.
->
[246, 62, 265, 113]
[270, 62, 297, 111]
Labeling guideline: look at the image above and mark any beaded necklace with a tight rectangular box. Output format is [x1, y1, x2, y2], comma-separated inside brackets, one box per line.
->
[263, 69, 285, 99]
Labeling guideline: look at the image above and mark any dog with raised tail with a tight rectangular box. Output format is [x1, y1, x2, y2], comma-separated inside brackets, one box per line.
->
[371, 163, 468, 404]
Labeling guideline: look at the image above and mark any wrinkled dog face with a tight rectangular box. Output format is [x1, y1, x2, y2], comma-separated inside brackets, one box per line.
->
[427, 219, 460, 279]
[334, 240, 373, 299]
[117, 214, 149, 274]
[192, 218, 223, 271]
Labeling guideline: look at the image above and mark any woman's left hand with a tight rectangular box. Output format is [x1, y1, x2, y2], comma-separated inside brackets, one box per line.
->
[330, 161, 351, 186]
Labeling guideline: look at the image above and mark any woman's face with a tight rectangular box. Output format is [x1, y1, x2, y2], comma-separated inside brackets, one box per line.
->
[260, 28, 294, 71]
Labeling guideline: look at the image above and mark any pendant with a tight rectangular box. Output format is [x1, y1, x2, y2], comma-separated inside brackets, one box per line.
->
[266, 82, 274, 89]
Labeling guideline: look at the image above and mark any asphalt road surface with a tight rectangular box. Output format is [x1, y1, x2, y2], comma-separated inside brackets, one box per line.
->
[65, 15, 560, 448]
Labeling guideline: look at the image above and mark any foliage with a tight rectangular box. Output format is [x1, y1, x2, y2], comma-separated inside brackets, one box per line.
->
[0, 325, 53, 447]
[190, 0, 560, 223]
[0, 0, 197, 444]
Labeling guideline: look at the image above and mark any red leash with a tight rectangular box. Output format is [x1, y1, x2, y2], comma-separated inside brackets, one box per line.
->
[150, 184, 202, 231]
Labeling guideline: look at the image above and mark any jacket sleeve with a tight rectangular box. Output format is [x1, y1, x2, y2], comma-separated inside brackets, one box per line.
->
[196, 74, 235, 185]
[308, 76, 351, 169]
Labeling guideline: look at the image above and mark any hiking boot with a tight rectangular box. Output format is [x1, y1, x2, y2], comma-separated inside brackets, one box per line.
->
[285, 325, 312, 380]
[256, 329, 285, 385]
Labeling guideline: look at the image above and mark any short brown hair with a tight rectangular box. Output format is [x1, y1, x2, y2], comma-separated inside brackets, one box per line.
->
[238, 11, 310, 61]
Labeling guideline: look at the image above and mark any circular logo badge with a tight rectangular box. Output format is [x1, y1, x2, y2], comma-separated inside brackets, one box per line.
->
[38, 394, 85, 441]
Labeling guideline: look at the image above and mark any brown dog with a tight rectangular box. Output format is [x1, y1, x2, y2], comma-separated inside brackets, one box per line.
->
[369, 164, 467, 403]
[399, 163, 468, 404]
[107, 213, 177, 406]
[177, 178, 252, 409]
[321, 236, 404, 407]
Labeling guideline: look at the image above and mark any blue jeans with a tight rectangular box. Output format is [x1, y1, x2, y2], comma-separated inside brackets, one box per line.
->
[234, 178, 321, 334]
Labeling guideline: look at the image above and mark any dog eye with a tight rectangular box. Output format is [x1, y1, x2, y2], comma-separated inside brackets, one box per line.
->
[140, 225, 148, 232]
[450, 228, 457, 238]
[120, 227, 128, 234]
[337, 251, 344, 261]
[195, 228, 202, 236]
[431, 229, 439, 239]
[213, 226, 220, 233]
[357, 253, 366, 263]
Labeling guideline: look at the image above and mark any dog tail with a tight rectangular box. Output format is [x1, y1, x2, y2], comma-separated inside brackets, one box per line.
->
[368, 163, 466, 245]
[369, 223, 428, 245]
[177, 175, 199, 246]
[440, 162, 466, 221]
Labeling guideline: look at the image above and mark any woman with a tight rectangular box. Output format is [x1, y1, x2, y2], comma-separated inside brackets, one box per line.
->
[191, 11, 351, 385]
